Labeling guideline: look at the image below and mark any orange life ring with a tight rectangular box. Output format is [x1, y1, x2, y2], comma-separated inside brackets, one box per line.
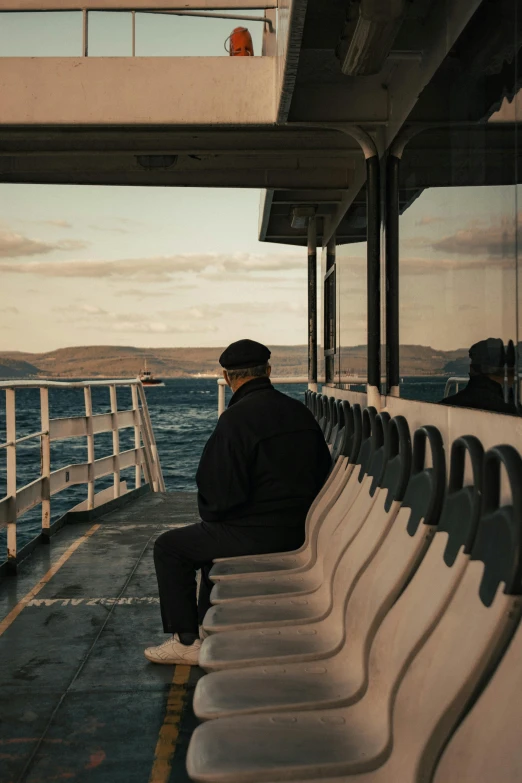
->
[228, 27, 254, 57]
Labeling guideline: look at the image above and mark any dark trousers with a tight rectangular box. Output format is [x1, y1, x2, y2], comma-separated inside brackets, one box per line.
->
[153, 521, 304, 635]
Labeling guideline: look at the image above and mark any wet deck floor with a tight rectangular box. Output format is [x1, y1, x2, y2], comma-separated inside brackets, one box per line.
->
[0, 492, 204, 783]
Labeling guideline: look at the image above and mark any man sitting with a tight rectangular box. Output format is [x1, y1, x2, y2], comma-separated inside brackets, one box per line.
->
[145, 339, 332, 665]
[439, 337, 517, 415]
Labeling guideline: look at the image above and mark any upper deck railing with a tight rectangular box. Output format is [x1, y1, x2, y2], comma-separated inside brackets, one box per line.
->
[0, 378, 164, 571]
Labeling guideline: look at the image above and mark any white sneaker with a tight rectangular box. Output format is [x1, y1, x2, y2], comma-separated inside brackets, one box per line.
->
[144, 634, 201, 665]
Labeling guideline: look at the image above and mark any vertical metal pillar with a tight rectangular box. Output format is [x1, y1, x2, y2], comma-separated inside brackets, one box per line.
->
[218, 380, 226, 416]
[84, 386, 95, 510]
[386, 153, 401, 396]
[132, 11, 136, 57]
[307, 217, 318, 392]
[131, 384, 142, 488]
[82, 9, 89, 57]
[110, 385, 121, 498]
[40, 387, 51, 538]
[326, 234, 336, 382]
[366, 156, 381, 408]
[6, 389, 17, 569]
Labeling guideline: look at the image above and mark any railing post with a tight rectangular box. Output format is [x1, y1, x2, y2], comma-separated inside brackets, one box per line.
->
[6, 389, 17, 569]
[131, 384, 142, 489]
[40, 387, 51, 538]
[218, 380, 226, 417]
[132, 10, 136, 56]
[137, 384, 165, 492]
[82, 9, 89, 57]
[110, 385, 121, 498]
[84, 386, 95, 510]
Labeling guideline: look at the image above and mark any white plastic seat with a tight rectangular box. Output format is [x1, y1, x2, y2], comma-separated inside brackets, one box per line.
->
[185, 444, 522, 783]
[194, 425, 452, 720]
[209, 405, 367, 583]
[432, 606, 522, 783]
[202, 413, 393, 636]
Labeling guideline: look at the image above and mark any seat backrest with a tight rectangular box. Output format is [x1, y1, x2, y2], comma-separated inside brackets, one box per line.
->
[312, 405, 373, 562]
[318, 394, 328, 433]
[433, 613, 522, 783]
[350, 435, 484, 760]
[336, 422, 447, 696]
[309, 391, 318, 419]
[379, 444, 522, 783]
[324, 396, 336, 443]
[320, 412, 391, 580]
[330, 399, 344, 457]
[331, 399, 344, 460]
[301, 403, 362, 557]
[326, 415, 413, 627]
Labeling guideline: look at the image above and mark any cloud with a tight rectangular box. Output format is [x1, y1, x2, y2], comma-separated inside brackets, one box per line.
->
[416, 216, 444, 226]
[119, 288, 192, 298]
[0, 229, 87, 258]
[432, 218, 520, 257]
[0, 252, 304, 281]
[44, 220, 73, 229]
[400, 254, 516, 275]
[3, 306, 19, 314]
[89, 224, 131, 235]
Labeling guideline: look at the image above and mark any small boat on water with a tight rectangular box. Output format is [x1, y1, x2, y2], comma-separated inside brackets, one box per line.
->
[139, 360, 165, 387]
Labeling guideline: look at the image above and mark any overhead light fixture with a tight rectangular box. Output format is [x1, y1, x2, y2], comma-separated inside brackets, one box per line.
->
[337, 0, 406, 76]
[291, 206, 316, 230]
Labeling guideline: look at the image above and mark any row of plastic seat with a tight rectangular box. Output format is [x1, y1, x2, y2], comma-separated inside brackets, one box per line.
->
[305, 390, 347, 460]
[186, 397, 522, 783]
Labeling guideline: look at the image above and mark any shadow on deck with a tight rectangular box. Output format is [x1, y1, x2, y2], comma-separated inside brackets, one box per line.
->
[0, 492, 203, 783]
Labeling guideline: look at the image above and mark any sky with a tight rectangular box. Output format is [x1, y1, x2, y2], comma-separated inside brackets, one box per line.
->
[0, 11, 309, 353]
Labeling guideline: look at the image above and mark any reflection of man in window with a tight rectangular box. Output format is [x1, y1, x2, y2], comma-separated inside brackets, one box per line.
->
[440, 338, 517, 415]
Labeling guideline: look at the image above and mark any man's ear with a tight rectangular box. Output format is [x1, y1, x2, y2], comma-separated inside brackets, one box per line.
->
[267, 364, 272, 377]
[223, 370, 231, 388]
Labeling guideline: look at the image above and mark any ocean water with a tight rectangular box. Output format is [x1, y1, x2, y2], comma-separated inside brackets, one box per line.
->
[0, 376, 447, 557]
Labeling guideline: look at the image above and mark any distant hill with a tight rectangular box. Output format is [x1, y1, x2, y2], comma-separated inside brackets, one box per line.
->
[0, 356, 41, 379]
[0, 344, 469, 380]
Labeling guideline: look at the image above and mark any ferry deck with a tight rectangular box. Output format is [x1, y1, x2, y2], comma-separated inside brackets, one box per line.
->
[2, 1, 522, 782]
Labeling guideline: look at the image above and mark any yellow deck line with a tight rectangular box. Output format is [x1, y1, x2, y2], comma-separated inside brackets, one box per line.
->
[149, 664, 191, 783]
[0, 523, 100, 637]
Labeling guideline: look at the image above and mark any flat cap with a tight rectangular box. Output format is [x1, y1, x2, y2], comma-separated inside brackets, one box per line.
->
[469, 338, 505, 372]
[219, 339, 271, 370]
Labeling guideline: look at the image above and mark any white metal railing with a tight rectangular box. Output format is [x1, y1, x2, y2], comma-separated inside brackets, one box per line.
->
[0, 378, 165, 568]
[217, 376, 308, 416]
[2, 4, 275, 58]
[443, 376, 468, 398]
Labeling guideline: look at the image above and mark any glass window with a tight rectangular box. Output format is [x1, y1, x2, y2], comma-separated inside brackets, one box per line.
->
[396, 0, 519, 414]
[337, 241, 367, 390]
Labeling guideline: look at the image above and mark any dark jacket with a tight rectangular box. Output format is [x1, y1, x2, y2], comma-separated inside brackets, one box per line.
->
[439, 375, 517, 415]
[196, 377, 332, 527]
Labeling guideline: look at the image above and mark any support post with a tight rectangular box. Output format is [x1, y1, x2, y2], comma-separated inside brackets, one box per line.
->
[218, 381, 226, 416]
[84, 386, 95, 510]
[131, 384, 142, 488]
[82, 9, 89, 57]
[132, 10, 136, 56]
[307, 217, 318, 392]
[40, 387, 51, 538]
[386, 153, 400, 396]
[6, 389, 17, 569]
[366, 155, 381, 409]
[110, 385, 121, 498]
